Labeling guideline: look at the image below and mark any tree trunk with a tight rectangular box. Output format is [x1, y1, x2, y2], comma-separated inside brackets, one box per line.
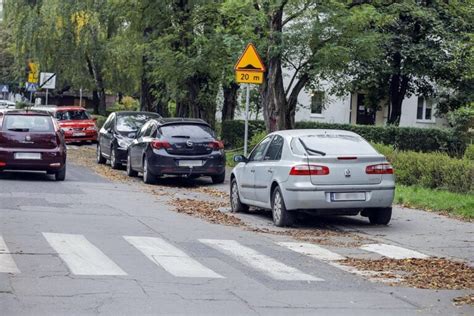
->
[86, 54, 107, 116]
[387, 74, 409, 125]
[92, 90, 99, 114]
[222, 82, 239, 121]
[261, 6, 287, 132]
[286, 73, 309, 129]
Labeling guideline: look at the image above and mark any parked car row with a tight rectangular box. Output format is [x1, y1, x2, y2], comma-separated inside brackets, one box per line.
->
[0, 106, 395, 227]
[96, 112, 226, 185]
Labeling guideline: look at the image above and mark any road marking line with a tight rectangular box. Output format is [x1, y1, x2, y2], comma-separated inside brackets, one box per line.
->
[360, 243, 429, 259]
[200, 239, 322, 281]
[277, 242, 346, 261]
[0, 236, 20, 274]
[43, 233, 127, 276]
[124, 236, 223, 278]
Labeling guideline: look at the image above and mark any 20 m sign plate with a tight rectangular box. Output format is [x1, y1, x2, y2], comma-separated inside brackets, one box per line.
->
[236, 71, 264, 84]
[235, 43, 265, 85]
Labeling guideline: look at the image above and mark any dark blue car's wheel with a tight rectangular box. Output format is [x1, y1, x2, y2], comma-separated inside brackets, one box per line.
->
[143, 158, 156, 184]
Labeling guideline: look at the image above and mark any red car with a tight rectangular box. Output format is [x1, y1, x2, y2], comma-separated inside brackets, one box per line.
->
[51, 106, 98, 143]
[0, 110, 67, 181]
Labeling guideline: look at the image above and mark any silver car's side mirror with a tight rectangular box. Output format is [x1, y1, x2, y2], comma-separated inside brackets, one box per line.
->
[234, 155, 248, 163]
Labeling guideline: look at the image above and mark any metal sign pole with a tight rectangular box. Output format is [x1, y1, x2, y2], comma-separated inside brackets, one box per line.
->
[244, 84, 250, 156]
[45, 89, 49, 105]
[80, 87, 83, 106]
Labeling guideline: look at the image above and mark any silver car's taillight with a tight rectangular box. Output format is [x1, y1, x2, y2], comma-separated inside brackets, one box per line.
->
[289, 164, 330, 176]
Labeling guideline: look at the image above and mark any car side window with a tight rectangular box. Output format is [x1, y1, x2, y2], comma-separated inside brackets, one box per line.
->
[264, 135, 284, 161]
[248, 136, 272, 162]
[103, 114, 114, 130]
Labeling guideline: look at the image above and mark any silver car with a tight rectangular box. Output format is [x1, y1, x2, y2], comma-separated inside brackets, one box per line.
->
[230, 129, 395, 227]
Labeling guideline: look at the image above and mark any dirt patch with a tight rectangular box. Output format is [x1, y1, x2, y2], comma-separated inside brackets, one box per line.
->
[339, 258, 474, 290]
[248, 227, 372, 248]
[170, 198, 244, 227]
[453, 293, 474, 306]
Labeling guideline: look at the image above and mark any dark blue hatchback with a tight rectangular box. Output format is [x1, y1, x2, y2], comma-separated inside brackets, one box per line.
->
[126, 118, 225, 184]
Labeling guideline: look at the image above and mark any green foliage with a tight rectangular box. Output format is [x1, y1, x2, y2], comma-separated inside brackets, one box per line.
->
[221, 120, 266, 148]
[249, 130, 267, 150]
[109, 96, 140, 112]
[295, 121, 465, 155]
[91, 114, 107, 129]
[464, 144, 474, 161]
[375, 144, 473, 194]
[224, 120, 466, 155]
[395, 185, 474, 219]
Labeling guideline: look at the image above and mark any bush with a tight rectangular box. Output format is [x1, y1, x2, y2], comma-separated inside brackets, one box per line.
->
[464, 144, 474, 160]
[221, 120, 266, 148]
[221, 120, 466, 155]
[91, 115, 107, 129]
[107, 96, 140, 114]
[375, 144, 473, 193]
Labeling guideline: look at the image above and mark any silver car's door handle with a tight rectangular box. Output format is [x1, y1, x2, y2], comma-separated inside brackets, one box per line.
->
[267, 169, 273, 173]
[250, 169, 255, 173]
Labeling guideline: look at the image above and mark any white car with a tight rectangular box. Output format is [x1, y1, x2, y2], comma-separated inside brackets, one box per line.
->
[230, 129, 395, 227]
[0, 100, 16, 109]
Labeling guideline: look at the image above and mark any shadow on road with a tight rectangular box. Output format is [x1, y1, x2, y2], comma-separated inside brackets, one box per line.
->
[0, 171, 55, 182]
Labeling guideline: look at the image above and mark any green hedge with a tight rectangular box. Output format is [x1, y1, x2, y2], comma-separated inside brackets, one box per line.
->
[373, 144, 473, 193]
[221, 120, 465, 155]
[91, 115, 107, 129]
[221, 120, 266, 148]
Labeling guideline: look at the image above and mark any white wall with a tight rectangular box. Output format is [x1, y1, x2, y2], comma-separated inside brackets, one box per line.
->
[399, 95, 448, 128]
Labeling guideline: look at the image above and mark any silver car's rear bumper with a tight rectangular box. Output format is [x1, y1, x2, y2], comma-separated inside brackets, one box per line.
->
[283, 185, 394, 211]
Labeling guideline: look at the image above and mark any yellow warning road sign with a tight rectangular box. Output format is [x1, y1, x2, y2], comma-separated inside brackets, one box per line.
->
[27, 62, 39, 84]
[235, 43, 265, 84]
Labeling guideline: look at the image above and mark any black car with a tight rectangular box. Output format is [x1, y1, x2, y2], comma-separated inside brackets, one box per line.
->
[97, 111, 161, 168]
[126, 118, 225, 184]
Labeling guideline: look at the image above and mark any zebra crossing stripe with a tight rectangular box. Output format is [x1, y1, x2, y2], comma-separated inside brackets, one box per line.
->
[124, 236, 223, 278]
[43, 233, 127, 276]
[0, 236, 20, 274]
[360, 244, 429, 259]
[200, 239, 322, 281]
[277, 242, 346, 261]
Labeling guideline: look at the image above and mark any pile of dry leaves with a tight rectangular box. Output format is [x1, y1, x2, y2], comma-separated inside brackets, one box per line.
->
[170, 198, 244, 227]
[339, 257, 474, 290]
[452, 293, 474, 306]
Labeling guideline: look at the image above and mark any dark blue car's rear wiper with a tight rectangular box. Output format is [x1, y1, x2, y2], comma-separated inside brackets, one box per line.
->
[8, 128, 30, 132]
[298, 138, 326, 156]
[172, 135, 191, 139]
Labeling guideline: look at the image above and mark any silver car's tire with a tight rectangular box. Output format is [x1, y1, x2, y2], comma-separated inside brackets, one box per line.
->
[230, 178, 249, 213]
[368, 207, 392, 225]
[272, 187, 294, 227]
[143, 158, 156, 184]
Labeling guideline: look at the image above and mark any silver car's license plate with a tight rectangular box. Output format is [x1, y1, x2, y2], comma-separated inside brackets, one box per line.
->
[331, 192, 366, 202]
[73, 132, 86, 137]
[178, 160, 203, 167]
[14, 152, 41, 160]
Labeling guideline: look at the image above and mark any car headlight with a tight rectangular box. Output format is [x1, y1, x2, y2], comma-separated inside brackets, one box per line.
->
[86, 126, 97, 131]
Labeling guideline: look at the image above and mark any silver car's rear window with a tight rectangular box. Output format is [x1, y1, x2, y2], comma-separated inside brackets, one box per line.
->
[291, 133, 378, 156]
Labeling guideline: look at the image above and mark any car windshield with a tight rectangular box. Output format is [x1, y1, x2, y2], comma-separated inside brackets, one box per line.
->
[291, 133, 378, 156]
[56, 110, 90, 121]
[116, 114, 158, 133]
[3, 115, 54, 132]
[160, 124, 215, 139]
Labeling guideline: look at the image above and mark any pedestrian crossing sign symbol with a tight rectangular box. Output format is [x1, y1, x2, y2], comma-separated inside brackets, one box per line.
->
[0, 85, 8, 93]
[235, 43, 265, 84]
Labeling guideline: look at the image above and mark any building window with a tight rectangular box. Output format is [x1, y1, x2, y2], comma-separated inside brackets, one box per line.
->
[417, 97, 434, 121]
[311, 91, 324, 115]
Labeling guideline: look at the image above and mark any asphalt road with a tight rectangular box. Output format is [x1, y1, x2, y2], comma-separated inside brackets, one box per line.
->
[0, 160, 472, 315]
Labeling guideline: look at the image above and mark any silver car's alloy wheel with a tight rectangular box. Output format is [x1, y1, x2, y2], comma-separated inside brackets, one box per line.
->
[231, 182, 239, 212]
[272, 190, 282, 224]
